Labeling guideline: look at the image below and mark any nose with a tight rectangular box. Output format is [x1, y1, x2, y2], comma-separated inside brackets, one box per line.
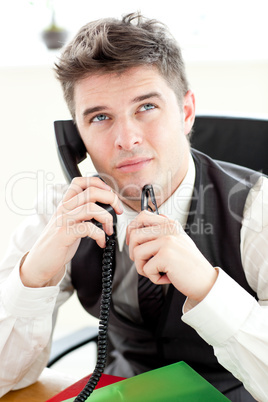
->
[114, 117, 143, 151]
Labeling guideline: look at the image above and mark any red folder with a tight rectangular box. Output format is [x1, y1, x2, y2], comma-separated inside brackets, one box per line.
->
[45, 373, 125, 402]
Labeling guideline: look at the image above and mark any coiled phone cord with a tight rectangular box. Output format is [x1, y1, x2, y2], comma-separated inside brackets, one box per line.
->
[74, 185, 157, 400]
[74, 234, 116, 402]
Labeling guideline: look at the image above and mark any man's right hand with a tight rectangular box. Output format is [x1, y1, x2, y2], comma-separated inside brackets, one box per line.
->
[20, 177, 123, 288]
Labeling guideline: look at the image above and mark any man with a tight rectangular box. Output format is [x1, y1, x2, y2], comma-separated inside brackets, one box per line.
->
[0, 12, 267, 401]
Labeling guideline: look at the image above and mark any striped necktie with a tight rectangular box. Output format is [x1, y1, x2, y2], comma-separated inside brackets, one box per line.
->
[138, 274, 164, 330]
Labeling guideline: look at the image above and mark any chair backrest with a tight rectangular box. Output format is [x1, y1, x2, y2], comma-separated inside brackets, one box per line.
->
[191, 115, 268, 175]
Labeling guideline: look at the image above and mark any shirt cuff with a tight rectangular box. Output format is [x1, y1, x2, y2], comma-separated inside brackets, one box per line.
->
[182, 268, 257, 346]
[2, 260, 60, 318]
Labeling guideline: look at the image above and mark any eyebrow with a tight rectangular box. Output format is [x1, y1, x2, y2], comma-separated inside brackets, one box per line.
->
[131, 92, 163, 104]
[82, 106, 108, 119]
[82, 92, 163, 120]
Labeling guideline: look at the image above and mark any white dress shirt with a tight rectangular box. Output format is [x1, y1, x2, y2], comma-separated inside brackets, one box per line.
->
[0, 155, 268, 401]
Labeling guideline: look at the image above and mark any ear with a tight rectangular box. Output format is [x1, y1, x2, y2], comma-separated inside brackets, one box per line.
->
[183, 90, 196, 136]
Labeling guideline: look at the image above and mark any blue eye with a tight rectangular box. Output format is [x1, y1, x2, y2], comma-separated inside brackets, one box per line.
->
[139, 103, 155, 112]
[92, 114, 109, 122]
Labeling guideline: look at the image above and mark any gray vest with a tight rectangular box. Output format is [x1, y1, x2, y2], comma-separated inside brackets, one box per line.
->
[71, 149, 260, 393]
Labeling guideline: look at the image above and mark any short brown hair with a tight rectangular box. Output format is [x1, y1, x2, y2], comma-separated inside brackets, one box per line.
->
[55, 12, 189, 119]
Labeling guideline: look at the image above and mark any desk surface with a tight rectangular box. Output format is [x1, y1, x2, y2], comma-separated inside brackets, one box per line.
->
[1, 368, 76, 402]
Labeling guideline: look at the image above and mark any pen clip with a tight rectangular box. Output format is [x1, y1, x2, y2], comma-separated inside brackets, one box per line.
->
[141, 184, 159, 214]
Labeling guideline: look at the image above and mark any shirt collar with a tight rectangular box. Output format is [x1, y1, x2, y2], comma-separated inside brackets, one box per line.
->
[116, 154, 196, 251]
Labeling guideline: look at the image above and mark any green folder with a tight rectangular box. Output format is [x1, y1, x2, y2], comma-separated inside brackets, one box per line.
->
[63, 361, 230, 401]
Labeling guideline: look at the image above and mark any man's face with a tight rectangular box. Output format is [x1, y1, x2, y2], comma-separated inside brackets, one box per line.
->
[74, 65, 195, 210]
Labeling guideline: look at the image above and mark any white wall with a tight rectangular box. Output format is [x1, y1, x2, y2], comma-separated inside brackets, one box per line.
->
[0, 66, 70, 256]
[187, 60, 268, 116]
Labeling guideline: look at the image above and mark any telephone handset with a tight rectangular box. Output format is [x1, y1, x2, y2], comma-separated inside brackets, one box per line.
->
[54, 120, 158, 401]
[54, 120, 87, 182]
[54, 120, 116, 223]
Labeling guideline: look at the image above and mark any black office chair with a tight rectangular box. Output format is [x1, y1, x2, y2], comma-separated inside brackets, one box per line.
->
[191, 115, 268, 175]
[47, 326, 98, 367]
[48, 114, 268, 367]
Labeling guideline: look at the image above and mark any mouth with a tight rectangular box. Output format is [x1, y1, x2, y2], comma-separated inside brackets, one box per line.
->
[116, 157, 153, 173]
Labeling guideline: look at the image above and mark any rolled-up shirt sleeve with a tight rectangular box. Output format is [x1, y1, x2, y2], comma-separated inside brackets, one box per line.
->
[0, 184, 72, 396]
[0, 260, 60, 395]
[182, 176, 268, 402]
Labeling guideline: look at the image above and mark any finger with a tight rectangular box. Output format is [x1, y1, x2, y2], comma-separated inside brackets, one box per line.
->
[133, 238, 169, 284]
[62, 186, 123, 215]
[142, 254, 172, 285]
[133, 238, 160, 274]
[126, 210, 169, 245]
[62, 177, 111, 203]
[60, 202, 115, 235]
[128, 225, 161, 260]
[66, 221, 107, 248]
[127, 215, 180, 253]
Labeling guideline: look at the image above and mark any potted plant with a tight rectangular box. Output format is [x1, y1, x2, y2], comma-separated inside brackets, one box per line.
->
[30, 0, 68, 50]
[42, 0, 68, 49]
